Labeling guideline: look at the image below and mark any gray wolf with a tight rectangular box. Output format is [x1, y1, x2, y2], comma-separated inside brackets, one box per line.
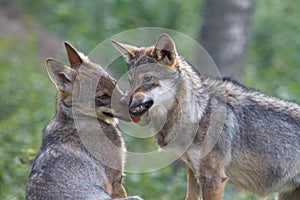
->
[26, 42, 142, 200]
[111, 34, 300, 200]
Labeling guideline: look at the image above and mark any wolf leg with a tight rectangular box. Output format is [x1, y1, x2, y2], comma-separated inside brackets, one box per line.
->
[278, 187, 300, 200]
[111, 182, 127, 198]
[112, 182, 143, 200]
[199, 157, 227, 200]
[185, 166, 201, 200]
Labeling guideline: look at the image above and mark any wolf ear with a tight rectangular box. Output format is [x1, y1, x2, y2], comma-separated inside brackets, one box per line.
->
[46, 58, 77, 92]
[111, 40, 137, 63]
[152, 33, 177, 67]
[64, 41, 83, 69]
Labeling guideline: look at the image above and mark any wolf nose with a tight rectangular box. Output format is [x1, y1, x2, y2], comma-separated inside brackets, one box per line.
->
[129, 96, 143, 109]
[129, 96, 154, 110]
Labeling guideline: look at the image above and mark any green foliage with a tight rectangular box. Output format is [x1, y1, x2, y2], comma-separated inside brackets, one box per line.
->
[125, 162, 186, 200]
[15, 0, 203, 51]
[245, 0, 300, 100]
[1, 0, 299, 199]
[0, 36, 56, 199]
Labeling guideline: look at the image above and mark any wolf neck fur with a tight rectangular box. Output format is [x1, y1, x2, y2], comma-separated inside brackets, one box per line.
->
[155, 60, 210, 148]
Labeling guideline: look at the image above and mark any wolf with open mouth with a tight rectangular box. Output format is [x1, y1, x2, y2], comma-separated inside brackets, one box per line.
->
[112, 34, 300, 200]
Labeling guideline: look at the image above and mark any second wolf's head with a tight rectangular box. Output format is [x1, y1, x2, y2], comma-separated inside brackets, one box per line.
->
[111, 34, 185, 123]
[46, 42, 130, 123]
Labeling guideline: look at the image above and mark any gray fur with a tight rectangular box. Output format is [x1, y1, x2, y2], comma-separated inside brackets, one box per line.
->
[26, 43, 142, 200]
[112, 34, 300, 200]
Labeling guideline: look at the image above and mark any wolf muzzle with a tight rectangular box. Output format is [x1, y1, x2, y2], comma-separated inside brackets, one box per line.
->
[128, 95, 154, 123]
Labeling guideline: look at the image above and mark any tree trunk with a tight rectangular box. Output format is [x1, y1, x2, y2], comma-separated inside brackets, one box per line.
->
[199, 0, 255, 81]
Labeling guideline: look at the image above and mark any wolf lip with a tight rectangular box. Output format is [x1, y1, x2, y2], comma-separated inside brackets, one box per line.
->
[129, 100, 154, 120]
[102, 112, 114, 118]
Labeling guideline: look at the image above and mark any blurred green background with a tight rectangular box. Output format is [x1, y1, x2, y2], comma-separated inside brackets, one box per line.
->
[0, 0, 300, 199]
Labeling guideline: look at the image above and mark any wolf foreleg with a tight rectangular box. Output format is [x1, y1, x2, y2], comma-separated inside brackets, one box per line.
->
[185, 166, 201, 200]
[199, 156, 227, 200]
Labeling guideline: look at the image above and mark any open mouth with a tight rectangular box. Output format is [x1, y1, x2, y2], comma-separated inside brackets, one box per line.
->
[129, 100, 154, 123]
[102, 112, 114, 118]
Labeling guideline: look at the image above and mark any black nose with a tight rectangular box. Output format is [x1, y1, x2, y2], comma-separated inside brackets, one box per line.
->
[128, 96, 154, 117]
[129, 96, 145, 109]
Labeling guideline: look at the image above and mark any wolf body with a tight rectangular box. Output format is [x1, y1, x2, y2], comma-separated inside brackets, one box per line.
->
[26, 42, 141, 200]
[112, 34, 300, 200]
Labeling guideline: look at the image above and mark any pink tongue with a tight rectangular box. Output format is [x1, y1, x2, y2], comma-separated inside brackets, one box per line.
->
[131, 116, 141, 123]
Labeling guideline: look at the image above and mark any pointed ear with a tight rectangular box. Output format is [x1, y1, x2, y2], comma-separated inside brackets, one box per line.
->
[64, 41, 83, 69]
[152, 33, 177, 66]
[111, 39, 138, 62]
[46, 58, 77, 92]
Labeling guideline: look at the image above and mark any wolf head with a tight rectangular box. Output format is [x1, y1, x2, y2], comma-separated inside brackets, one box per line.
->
[111, 34, 182, 123]
[46, 42, 130, 123]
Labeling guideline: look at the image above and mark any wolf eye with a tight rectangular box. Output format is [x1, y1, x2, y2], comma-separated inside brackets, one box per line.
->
[97, 93, 110, 100]
[96, 93, 111, 106]
[143, 75, 152, 83]
[143, 83, 157, 91]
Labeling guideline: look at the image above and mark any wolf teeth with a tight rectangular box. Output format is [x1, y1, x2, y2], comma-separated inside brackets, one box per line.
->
[132, 105, 145, 112]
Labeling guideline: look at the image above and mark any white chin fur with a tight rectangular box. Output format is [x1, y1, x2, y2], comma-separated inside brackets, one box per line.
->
[149, 104, 168, 119]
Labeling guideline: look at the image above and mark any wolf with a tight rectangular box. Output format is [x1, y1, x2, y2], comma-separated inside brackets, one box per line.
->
[111, 34, 300, 200]
[26, 42, 142, 200]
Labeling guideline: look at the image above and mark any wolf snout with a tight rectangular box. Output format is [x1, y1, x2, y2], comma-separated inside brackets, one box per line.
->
[129, 95, 154, 117]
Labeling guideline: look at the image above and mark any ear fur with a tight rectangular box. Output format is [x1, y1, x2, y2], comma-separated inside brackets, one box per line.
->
[111, 39, 138, 62]
[152, 33, 177, 66]
[64, 41, 83, 69]
[46, 58, 77, 92]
